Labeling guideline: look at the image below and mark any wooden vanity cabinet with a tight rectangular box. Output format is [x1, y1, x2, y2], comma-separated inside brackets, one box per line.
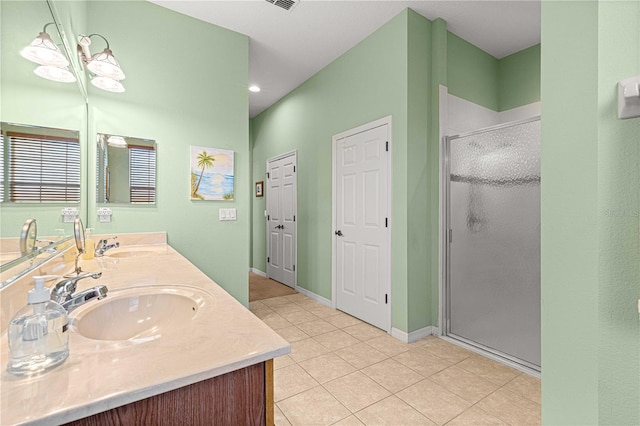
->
[66, 360, 274, 426]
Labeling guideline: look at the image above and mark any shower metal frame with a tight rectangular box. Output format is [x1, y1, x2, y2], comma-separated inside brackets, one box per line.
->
[440, 116, 541, 375]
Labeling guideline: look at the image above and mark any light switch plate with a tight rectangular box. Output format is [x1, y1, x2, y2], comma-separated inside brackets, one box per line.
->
[61, 207, 79, 223]
[618, 76, 640, 119]
[97, 207, 112, 223]
[219, 208, 237, 221]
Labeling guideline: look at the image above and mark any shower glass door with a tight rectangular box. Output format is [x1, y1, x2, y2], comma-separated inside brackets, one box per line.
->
[445, 118, 541, 370]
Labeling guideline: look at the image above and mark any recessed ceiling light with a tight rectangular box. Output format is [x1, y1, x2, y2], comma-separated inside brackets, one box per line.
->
[249, 85, 261, 93]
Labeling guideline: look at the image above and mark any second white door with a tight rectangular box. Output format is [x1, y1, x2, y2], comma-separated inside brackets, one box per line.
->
[266, 152, 297, 287]
[334, 120, 391, 331]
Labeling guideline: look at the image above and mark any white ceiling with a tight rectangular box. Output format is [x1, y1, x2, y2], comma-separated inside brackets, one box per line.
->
[149, 0, 541, 118]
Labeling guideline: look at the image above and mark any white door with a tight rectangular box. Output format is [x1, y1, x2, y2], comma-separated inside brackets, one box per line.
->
[334, 120, 390, 331]
[266, 152, 297, 287]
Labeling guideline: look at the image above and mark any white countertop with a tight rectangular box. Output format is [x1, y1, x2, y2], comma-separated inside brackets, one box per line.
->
[0, 235, 290, 425]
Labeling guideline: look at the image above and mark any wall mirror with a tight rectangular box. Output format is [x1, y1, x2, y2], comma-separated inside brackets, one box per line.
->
[96, 133, 157, 204]
[0, 0, 87, 287]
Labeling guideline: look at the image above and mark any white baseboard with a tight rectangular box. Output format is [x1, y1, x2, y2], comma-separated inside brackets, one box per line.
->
[295, 286, 333, 308]
[249, 268, 267, 277]
[391, 326, 438, 343]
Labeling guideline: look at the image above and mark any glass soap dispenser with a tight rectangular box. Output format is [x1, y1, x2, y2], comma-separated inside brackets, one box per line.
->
[7, 275, 69, 376]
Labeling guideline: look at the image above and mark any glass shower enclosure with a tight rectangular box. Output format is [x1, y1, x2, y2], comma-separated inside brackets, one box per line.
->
[444, 117, 541, 371]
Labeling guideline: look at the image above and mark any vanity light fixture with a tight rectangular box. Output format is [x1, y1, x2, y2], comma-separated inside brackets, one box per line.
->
[78, 34, 126, 93]
[20, 23, 69, 67]
[21, 23, 76, 83]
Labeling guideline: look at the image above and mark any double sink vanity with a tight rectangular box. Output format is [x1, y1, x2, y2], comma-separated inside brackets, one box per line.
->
[0, 232, 290, 425]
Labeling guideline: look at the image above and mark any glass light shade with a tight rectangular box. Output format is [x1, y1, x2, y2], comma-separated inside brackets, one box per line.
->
[87, 48, 125, 80]
[106, 135, 127, 148]
[91, 76, 125, 93]
[34, 65, 76, 83]
[20, 32, 69, 67]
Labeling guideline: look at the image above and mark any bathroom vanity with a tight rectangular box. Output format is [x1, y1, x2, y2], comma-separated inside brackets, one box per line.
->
[0, 233, 289, 425]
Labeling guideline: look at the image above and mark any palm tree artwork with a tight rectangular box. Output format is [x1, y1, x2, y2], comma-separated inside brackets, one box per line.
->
[190, 146, 235, 200]
[192, 150, 215, 197]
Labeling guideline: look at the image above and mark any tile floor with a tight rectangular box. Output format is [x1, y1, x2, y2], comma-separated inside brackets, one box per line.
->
[249, 293, 541, 426]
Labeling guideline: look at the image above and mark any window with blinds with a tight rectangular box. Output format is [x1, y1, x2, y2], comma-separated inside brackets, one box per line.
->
[129, 145, 156, 203]
[7, 132, 80, 202]
[1, 134, 5, 203]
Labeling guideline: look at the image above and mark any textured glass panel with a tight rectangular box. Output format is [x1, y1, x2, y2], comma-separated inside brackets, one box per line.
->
[448, 119, 541, 368]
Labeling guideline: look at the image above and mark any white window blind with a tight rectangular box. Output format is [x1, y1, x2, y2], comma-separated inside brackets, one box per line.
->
[1, 134, 5, 203]
[129, 145, 156, 203]
[8, 132, 80, 202]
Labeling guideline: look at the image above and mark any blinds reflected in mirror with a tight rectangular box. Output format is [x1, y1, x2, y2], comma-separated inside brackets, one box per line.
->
[5, 132, 80, 202]
[129, 145, 156, 204]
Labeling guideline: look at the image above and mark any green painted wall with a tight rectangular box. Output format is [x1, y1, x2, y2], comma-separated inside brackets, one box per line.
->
[406, 11, 432, 332]
[252, 10, 411, 329]
[0, 0, 87, 239]
[86, 1, 251, 305]
[541, 1, 640, 424]
[447, 32, 499, 111]
[498, 44, 541, 111]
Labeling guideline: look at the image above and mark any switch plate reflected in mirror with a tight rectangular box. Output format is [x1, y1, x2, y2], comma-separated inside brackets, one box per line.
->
[96, 133, 156, 204]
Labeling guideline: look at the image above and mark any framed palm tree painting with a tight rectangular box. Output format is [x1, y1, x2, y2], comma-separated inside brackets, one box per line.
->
[190, 146, 235, 200]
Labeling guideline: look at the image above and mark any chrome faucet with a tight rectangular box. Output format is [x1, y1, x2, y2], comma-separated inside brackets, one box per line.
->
[95, 237, 119, 257]
[51, 272, 107, 312]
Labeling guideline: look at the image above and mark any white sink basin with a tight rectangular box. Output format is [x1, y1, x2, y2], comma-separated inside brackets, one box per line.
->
[71, 286, 214, 342]
[107, 250, 158, 259]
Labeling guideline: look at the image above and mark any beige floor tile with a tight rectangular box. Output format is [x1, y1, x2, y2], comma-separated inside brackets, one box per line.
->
[332, 415, 365, 425]
[393, 348, 454, 377]
[274, 354, 296, 370]
[252, 307, 277, 319]
[456, 355, 520, 386]
[274, 403, 292, 426]
[366, 335, 412, 357]
[324, 371, 391, 412]
[334, 342, 389, 369]
[355, 395, 436, 426]
[475, 387, 541, 425]
[280, 309, 320, 324]
[289, 338, 330, 362]
[298, 352, 357, 384]
[296, 319, 339, 336]
[249, 300, 267, 310]
[293, 298, 324, 309]
[307, 304, 343, 318]
[278, 386, 350, 426]
[276, 326, 311, 343]
[325, 312, 364, 328]
[361, 358, 424, 393]
[271, 303, 305, 316]
[283, 293, 310, 303]
[342, 323, 387, 341]
[274, 364, 319, 402]
[502, 373, 542, 404]
[420, 338, 473, 364]
[262, 313, 294, 330]
[262, 296, 292, 307]
[446, 406, 508, 426]
[430, 366, 501, 403]
[396, 379, 471, 425]
[314, 330, 361, 351]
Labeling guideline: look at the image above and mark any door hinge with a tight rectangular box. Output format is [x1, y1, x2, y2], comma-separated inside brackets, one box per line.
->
[293, 265, 296, 271]
[267, 256, 270, 263]
[268, 214, 270, 221]
[449, 229, 452, 243]
[293, 215, 296, 222]
[294, 165, 296, 172]
[385, 217, 388, 228]
[267, 172, 270, 179]
[385, 294, 388, 304]
[385, 141, 389, 152]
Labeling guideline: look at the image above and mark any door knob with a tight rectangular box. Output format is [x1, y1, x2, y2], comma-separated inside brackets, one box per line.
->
[335, 230, 343, 236]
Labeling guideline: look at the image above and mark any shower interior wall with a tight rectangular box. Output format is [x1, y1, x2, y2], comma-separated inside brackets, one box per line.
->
[250, 8, 541, 336]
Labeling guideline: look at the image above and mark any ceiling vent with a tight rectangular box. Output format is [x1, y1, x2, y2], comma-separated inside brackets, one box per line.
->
[265, 0, 299, 12]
